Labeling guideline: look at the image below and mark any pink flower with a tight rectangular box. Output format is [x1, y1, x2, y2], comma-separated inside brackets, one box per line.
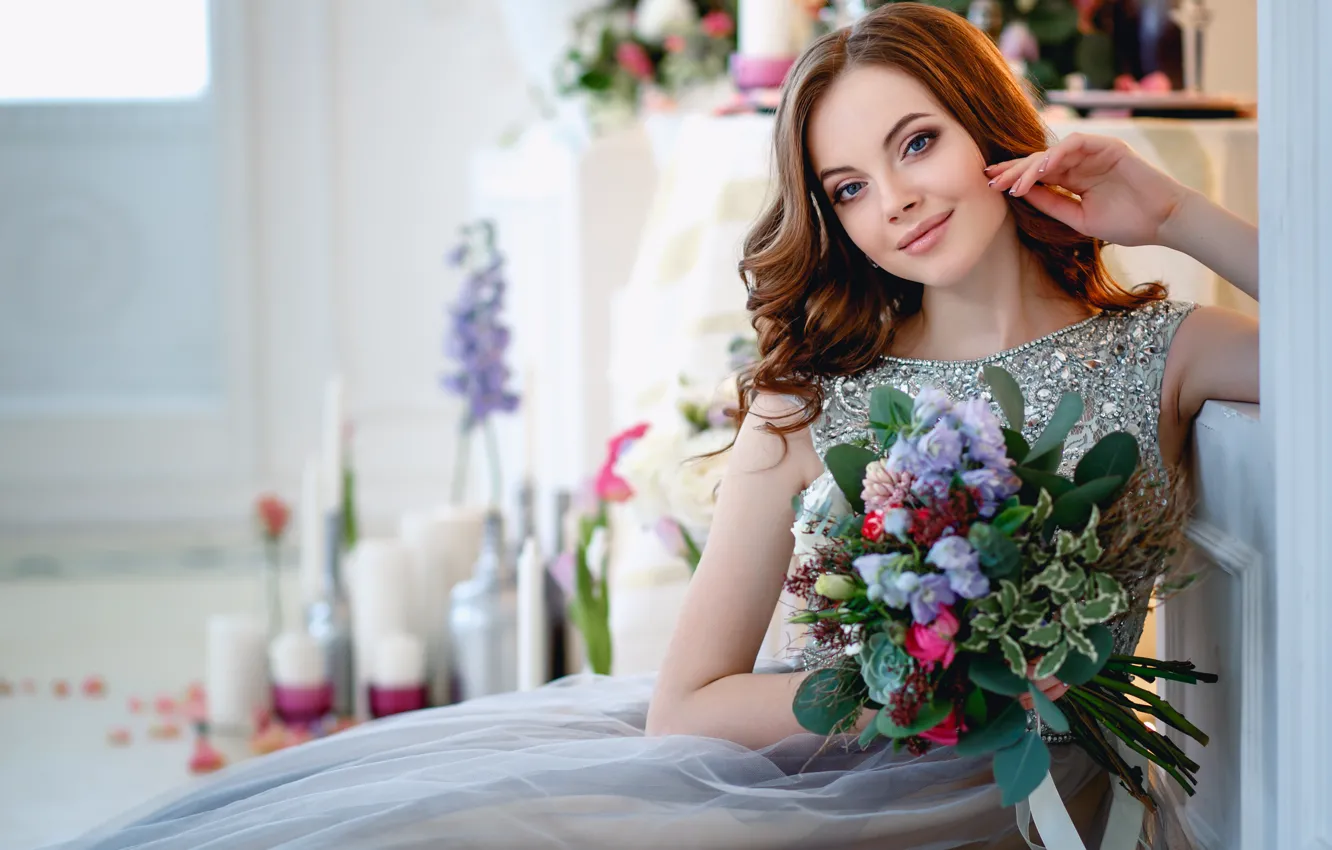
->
[862, 510, 885, 542]
[595, 422, 649, 503]
[664, 34, 687, 54]
[615, 41, 655, 82]
[700, 11, 734, 38]
[918, 708, 964, 747]
[256, 494, 291, 541]
[904, 605, 960, 669]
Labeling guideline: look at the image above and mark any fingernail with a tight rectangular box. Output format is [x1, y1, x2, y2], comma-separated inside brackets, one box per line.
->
[1039, 156, 1048, 173]
[1008, 188, 1017, 195]
[988, 179, 997, 186]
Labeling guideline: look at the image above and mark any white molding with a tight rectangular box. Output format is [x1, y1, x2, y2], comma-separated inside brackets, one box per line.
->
[1259, 1, 1332, 849]
[1183, 520, 1260, 577]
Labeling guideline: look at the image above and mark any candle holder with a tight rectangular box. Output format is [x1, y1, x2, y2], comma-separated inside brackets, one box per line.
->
[728, 54, 795, 91]
[368, 684, 429, 718]
[271, 682, 333, 727]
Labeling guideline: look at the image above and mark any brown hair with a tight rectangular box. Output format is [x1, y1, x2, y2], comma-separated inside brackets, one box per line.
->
[736, 3, 1164, 445]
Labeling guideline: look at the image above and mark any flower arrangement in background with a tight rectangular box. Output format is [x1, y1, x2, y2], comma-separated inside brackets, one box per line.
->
[442, 220, 521, 508]
[557, 0, 739, 118]
[787, 366, 1213, 809]
[255, 493, 292, 640]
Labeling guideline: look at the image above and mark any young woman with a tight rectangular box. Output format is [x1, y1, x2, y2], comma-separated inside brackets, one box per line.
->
[57, 5, 1256, 849]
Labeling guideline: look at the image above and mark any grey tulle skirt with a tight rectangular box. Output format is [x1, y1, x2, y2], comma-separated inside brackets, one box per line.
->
[51, 664, 1192, 850]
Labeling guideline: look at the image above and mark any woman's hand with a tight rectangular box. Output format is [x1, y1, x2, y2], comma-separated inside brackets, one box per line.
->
[1017, 660, 1069, 711]
[984, 132, 1195, 249]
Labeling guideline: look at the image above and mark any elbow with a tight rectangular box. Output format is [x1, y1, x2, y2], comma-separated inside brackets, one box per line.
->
[644, 692, 689, 738]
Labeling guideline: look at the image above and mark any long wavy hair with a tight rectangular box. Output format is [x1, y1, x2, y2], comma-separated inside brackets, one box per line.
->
[736, 3, 1165, 447]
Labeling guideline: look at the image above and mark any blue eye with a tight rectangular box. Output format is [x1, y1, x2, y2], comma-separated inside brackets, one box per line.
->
[835, 181, 865, 203]
[905, 131, 937, 155]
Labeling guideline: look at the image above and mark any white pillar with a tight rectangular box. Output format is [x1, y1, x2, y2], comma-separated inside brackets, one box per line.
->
[1260, 2, 1332, 849]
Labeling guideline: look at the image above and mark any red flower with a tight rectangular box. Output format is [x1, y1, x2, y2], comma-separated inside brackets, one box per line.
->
[862, 510, 885, 542]
[256, 494, 291, 541]
[664, 34, 687, 54]
[700, 10, 735, 38]
[918, 708, 964, 747]
[595, 422, 649, 503]
[616, 41, 655, 82]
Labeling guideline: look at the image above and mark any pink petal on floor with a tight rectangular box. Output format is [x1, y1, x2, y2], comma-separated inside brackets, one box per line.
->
[155, 695, 177, 716]
[52, 680, 70, 698]
[107, 727, 132, 747]
[127, 696, 145, 713]
[149, 722, 182, 740]
[82, 675, 107, 698]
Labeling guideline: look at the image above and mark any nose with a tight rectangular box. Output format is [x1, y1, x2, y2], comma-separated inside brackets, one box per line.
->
[879, 174, 921, 224]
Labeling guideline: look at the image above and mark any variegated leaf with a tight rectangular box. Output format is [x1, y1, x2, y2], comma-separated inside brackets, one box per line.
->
[1061, 602, 1085, 631]
[1012, 601, 1048, 630]
[1034, 641, 1071, 679]
[1093, 572, 1122, 599]
[976, 595, 1002, 615]
[957, 632, 989, 653]
[1023, 621, 1063, 648]
[999, 580, 1020, 616]
[1076, 597, 1118, 624]
[1061, 565, 1087, 596]
[1030, 547, 1051, 565]
[1055, 530, 1079, 558]
[971, 613, 1002, 634]
[1030, 561, 1065, 591]
[1065, 627, 1097, 661]
[1033, 488, 1054, 526]
[1000, 634, 1027, 678]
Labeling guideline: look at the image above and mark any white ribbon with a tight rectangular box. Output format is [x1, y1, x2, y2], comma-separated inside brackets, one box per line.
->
[1013, 740, 1150, 850]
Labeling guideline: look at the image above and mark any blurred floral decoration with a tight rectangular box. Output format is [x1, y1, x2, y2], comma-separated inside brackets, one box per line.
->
[442, 221, 521, 508]
[877, 0, 1118, 92]
[255, 493, 292, 640]
[557, 0, 739, 117]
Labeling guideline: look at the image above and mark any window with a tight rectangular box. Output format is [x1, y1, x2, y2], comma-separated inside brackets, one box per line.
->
[0, 0, 210, 102]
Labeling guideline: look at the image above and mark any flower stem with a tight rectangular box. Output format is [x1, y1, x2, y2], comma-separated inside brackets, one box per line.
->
[451, 425, 472, 506]
[1092, 674, 1210, 744]
[483, 419, 502, 509]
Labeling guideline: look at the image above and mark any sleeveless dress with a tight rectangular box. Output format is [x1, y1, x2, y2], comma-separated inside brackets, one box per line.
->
[51, 301, 1198, 850]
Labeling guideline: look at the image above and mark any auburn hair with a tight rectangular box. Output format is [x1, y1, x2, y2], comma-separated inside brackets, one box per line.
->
[735, 3, 1164, 446]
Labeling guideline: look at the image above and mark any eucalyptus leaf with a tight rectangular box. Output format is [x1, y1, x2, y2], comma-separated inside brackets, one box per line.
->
[995, 732, 1053, 807]
[993, 505, 1034, 537]
[1075, 432, 1140, 487]
[1023, 442, 1065, 474]
[984, 366, 1026, 429]
[824, 444, 877, 514]
[1060, 630, 1100, 677]
[954, 700, 1027, 757]
[968, 655, 1029, 697]
[793, 668, 864, 735]
[871, 386, 915, 431]
[1050, 476, 1122, 531]
[1014, 468, 1076, 501]
[1003, 429, 1031, 465]
[1024, 393, 1084, 468]
[964, 687, 988, 727]
[1028, 685, 1070, 734]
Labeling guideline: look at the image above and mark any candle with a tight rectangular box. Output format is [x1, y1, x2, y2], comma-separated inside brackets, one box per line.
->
[205, 615, 268, 733]
[321, 376, 344, 513]
[516, 537, 548, 691]
[371, 632, 426, 688]
[739, 0, 798, 59]
[348, 539, 412, 718]
[298, 454, 325, 606]
[269, 632, 326, 688]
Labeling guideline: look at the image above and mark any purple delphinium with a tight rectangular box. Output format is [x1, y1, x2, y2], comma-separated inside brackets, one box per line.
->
[909, 573, 956, 625]
[442, 221, 521, 431]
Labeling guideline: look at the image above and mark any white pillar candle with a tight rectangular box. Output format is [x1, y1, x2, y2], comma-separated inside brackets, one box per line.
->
[298, 454, 326, 607]
[516, 537, 548, 691]
[399, 505, 487, 704]
[321, 375, 344, 513]
[739, 0, 798, 59]
[205, 615, 268, 733]
[372, 632, 426, 689]
[269, 631, 327, 688]
[348, 539, 412, 717]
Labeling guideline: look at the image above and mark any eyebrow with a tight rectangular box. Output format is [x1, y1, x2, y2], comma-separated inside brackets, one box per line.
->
[816, 111, 931, 182]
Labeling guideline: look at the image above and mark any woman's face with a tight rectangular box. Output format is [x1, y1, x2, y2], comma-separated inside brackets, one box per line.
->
[807, 65, 1010, 288]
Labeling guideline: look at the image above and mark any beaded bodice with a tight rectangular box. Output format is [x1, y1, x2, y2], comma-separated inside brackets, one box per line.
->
[801, 300, 1197, 743]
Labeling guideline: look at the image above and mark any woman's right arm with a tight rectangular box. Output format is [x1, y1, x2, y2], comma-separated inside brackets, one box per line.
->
[644, 392, 829, 748]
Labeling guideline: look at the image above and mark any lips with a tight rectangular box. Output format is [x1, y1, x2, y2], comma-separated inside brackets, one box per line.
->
[897, 211, 953, 252]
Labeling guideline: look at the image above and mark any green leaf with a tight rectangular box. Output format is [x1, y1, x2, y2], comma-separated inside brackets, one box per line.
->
[971, 613, 1003, 634]
[1032, 487, 1054, 527]
[957, 632, 990, 653]
[876, 699, 952, 738]
[1023, 442, 1065, 474]
[1034, 640, 1071, 681]
[969, 524, 1021, 579]
[871, 385, 915, 430]
[1014, 468, 1076, 501]
[1075, 432, 1140, 488]
[1050, 476, 1123, 531]
[1000, 634, 1027, 678]
[1071, 597, 1119, 625]
[964, 687, 988, 727]
[1024, 393, 1084, 468]
[858, 711, 882, 749]
[1026, 0, 1080, 41]
[824, 444, 877, 514]
[1027, 685, 1070, 733]
[995, 732, 1053, 807]
[1011, 600, 1047, 630]
[955, 700, 1027, 757]
[1075, 30, 1117, 90]
[793, 668, 864, 735]
[1060, 629, 1101, 677]
[1023, 621, 1063, 649]
[984, 366, 1026, 429]
[1003, 429, 1031, 465]
[993, 505, 1034, 536]
[969, 655, 1029, 697]
[998, 580, 1020, 616]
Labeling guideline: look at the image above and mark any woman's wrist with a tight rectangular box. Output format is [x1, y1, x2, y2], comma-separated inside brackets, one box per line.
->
[1154, 186, 1260, 301]
[1155, 185, 1205, 255]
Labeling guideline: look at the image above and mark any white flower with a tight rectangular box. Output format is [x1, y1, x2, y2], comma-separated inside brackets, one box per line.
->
[633, 0, 698, 41]
[614, 424, 684, 524]
[662, 427, 735, 535]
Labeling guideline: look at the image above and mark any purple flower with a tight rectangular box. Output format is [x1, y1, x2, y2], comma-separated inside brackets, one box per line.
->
[910, 573, 957, 625]
[955, 398, 1010, 466]
[882, 507, 912, 540]
[925, 535, 979, 572]
[912, 386, 953, 430]
[961, 466, 1021, 516]
[948, 565, 991, 600]
[909, 473, 952, 503]
[881, 569, 920, 609]
[917, 420, 965, 474]
[441, 221, 521, 430]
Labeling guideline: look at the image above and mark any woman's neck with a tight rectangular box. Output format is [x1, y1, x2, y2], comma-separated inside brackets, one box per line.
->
[887, 221, 1094, 361]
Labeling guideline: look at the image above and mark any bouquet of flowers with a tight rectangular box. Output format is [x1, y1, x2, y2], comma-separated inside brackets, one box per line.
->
[788, 366, 1214, 809]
